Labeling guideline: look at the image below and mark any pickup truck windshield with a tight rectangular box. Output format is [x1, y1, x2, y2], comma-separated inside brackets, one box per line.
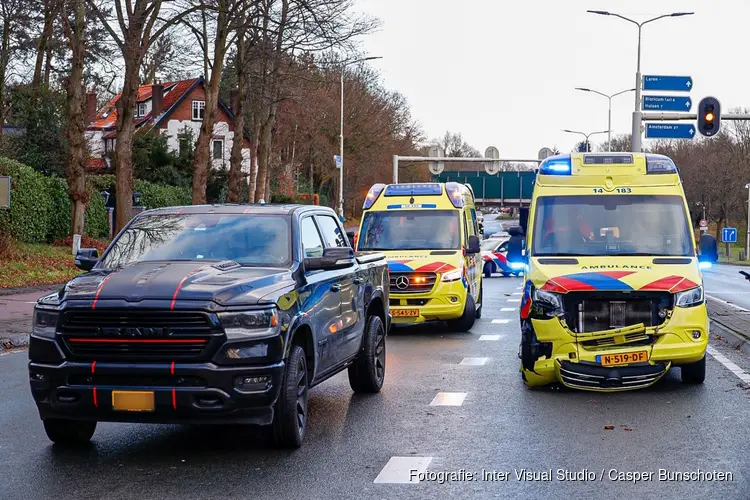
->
[532, 195, 693, 257]
[358, 210, 460, 250]
[100, 213, 291, 268]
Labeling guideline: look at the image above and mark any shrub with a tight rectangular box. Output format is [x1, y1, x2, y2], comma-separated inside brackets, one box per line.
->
[0, 157, 54, 242]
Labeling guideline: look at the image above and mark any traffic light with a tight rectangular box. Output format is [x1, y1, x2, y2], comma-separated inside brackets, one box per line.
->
[697, 96, 721, 137]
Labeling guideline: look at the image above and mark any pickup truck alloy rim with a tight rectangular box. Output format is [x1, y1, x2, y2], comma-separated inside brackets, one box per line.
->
[375, 330, 386, 382]
[296, 357, 308, 434]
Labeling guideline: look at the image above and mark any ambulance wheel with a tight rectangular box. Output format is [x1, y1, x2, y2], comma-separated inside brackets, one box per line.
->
[483, 262, 493, 278]
[448, 294, 476, 332]
[680, 356, 706, 384]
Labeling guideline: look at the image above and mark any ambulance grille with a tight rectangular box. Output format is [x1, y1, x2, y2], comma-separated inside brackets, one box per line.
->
[389, 272, 437, 294]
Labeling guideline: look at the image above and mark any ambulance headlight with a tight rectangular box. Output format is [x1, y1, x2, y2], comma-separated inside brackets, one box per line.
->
[675, 286, 704, 308]
[441, 268, 463, 282]
[532, 289, 564, 317]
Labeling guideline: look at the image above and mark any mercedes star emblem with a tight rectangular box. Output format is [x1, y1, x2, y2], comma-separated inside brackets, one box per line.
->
[395, 276, 410, 290]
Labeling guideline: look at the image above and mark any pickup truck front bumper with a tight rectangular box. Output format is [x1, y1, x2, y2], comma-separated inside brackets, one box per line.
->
[29, 339, 285, 426]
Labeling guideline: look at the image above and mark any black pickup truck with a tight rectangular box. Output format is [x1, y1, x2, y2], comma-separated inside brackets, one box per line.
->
[28, 204, 389, 448]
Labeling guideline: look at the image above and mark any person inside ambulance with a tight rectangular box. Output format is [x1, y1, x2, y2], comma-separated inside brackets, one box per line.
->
[438, 216, 460, 249]
[542, 208, 596, 250]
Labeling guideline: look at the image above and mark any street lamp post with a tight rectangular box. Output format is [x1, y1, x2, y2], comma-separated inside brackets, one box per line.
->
[575, 87, 635, 151]
[586, 10, 694, 153]
[562, 129, 609, 152]
[339, 56, 383, 221]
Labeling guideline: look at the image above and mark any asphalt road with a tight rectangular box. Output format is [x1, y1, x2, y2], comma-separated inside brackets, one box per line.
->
[703, 263, 750, 309]
[1, 277, 750, 499]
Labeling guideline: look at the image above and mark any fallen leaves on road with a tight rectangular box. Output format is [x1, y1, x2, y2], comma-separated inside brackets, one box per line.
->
[624, 428, 633, 432]
[604, 425, 615, 430]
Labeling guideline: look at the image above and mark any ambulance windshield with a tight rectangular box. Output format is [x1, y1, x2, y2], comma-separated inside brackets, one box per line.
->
[358, 210, 461, 250]
[531, 195, 693, 257]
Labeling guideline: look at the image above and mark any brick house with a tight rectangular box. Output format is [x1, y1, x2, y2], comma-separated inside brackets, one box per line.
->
[84, 76, 251, 173]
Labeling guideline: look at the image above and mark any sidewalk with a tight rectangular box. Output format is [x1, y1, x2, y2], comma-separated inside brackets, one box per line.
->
[0, 286, 59, 349]
[707, 298, 750, 357]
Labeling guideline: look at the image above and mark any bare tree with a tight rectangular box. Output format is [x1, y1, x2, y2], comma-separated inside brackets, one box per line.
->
[227, 1, 249, 203]
[0, 0, 33, 137]
[32, 0, 63, 88]
[61, 0, 87, 236]
[86, 0, 199, 231]
[434, 131, 481, 158]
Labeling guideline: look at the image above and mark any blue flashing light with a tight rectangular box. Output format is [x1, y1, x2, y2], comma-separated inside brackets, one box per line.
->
[539, 154, 572, 175]
[698, 261, 712, 271]
[645, 154, 678, 174]
[384, 183, 442, 197]
[445, 182, 464, 208]
[509, 261, 527, 271]
[363, 183, 386, 210]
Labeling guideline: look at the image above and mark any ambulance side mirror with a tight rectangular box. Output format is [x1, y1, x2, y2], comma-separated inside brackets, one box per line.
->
[698, 234, 718, 263]
[507, 226, 526, 266]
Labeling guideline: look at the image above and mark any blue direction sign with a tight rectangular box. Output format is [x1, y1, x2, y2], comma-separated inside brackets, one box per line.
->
[722, 227, 738, 243]
[643, 75, 693, 92]
[642, 95, 692, 112]
[645, 123, 695, 139]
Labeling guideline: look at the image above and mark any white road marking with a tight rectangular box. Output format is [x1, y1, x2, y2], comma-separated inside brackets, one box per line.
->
[706, 294, 750, 311]
[512, 292, 522, 295]
[706, 345, 750, 384]
[507, 299, 521, 303]
[430, 392, 467, 406]
[374, 456, 433, 484]
[460, 357, 488, 366]
[479, 334, 503, 341]
[492, 319, 510, 324]
[500, 307, 515, 312]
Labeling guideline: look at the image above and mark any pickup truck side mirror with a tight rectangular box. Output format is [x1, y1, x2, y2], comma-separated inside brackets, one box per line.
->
[698, 234, 718, 264]
[305, 247, 356, 272]
[75, 248, 99, 271]
[466, 235, 481, 254]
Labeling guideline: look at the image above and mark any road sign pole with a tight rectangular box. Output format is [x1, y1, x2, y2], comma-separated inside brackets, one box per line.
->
[746, 186, 750, 261]
[632, 72, 642, 152]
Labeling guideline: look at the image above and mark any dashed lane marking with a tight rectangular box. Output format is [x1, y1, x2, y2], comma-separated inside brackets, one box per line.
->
[706, 345, 750, 385]
[374, 456, 433, 484]
[479, 334, 503, 341]
[507, 299, 521, 303]
[492, 319, 510, 324]
[460, 357, 488, 366]
[430, 392, 468, 406]
[500, 307, 515, 312]
[512, 292, 522, 295]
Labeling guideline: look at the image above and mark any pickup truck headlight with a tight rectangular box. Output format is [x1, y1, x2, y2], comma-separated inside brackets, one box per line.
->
[218, 309, 280, 340]
[675, 286, 704, 308]
[32, 309, 59, 339]
[441, 268, 463, 282]
[532, 289, 564, 317]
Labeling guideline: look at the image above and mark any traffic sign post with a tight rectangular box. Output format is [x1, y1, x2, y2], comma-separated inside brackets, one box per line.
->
[643, 75, 693, 92]
[645, 123, 695, 139]
[538, 147, 554, 160]
[723, 227, 738, 260]
[484, 146, 500, 175]
[334, 155, 342, 169]
[699, 219, 708, 234]
[642, 96, 692, 112]
[428, 145, 445, 175]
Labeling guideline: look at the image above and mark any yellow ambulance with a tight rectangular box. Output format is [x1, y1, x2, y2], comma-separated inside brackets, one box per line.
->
[355, 182, 483, 331]
[506, 153, 717, 391]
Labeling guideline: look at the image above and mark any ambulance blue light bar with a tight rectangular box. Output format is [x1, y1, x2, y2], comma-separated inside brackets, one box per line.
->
[645, 154, 678, 174]
[363, 183, 386, 210]
[538, 154, 572, 175]
[383, 183, 442, 196]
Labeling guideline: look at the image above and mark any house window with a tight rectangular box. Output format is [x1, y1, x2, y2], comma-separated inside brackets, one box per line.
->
[104, 138, 116, 154]
[212, 139, 224, 160]
[192, 100, 205, 121]
[134, 102, 147, 117]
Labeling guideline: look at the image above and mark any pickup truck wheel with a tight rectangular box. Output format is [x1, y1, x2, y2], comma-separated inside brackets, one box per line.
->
[43, 419, 96, 445]
[483, 262, 493, 278]
[448, 294, 476, 332]
[348, 315, 386, 393]
[680, 355, 706, 384]
[272, 344, 308, 448]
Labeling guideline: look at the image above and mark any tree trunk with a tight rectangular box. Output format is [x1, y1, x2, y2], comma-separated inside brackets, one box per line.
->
[43, 44, 53, 88]
[65, 0, 88, 236]
[254, 105, 277, 202]
[33, 0, 58, 89]
[227, 26, 245, 203]
[114, 56, 141, 232]
[0, 19, 10, 140]
[248, 125, 259, 203]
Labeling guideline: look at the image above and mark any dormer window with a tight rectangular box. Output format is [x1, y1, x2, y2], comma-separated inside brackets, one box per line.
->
[192, 100, 205, 121]
[134, 102, 147, 117]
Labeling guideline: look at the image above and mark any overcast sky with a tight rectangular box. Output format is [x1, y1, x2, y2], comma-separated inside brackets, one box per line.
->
[355, 0, 750, 158]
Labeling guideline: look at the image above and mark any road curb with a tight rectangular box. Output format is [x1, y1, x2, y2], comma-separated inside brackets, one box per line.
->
[709, 314, 750, 358]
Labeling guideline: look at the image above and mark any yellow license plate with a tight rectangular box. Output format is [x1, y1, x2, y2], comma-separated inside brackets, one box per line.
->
[112, 390, 155, 412]
[598, 351, 648, 366]
[392, 309, 419, 317]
